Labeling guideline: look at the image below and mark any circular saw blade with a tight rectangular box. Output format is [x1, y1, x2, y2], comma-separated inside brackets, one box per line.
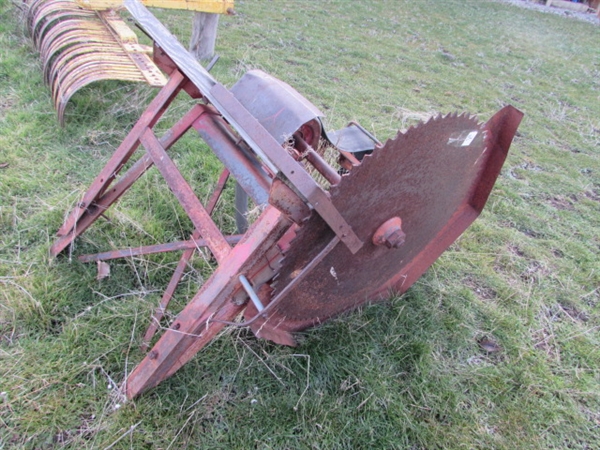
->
[247, 112, 505, 337]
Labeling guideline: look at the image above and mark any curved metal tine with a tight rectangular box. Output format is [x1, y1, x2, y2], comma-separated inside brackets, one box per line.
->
[46, 41, 99, 83]
[44, 34, 118, 83]
[34, 10, 99, 50]
[31, 3, 94, 34]
[56, 69, 146, 125]
[53, 57, 142, 105]
[32, 4, 75, 47]
[39, 20, 111, 63]
[46, 36, 118, 90]
[52, 54, 136, 100]
[43, 34, 115, 81]
[25, 0, 48, 34]
[32, 2, 95, 47]
[40, 24, 110, 63]
[42, 23, 115, 60]
[28, 0, 67, 35]
[57, 72, 147, 125]
[46, 42, 120, 84]
[43, 28, 119, 80]
[52, 52, 137, 92]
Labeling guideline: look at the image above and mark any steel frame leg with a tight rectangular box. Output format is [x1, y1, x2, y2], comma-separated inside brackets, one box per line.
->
[140, 168, 230, 351]
[125, 206, 292, 398]
[50, 70, 194, 256]
[50, 65, 290, 399]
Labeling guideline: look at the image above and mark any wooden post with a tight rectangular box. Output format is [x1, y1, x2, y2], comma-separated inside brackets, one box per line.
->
[189, 12, 220, 61]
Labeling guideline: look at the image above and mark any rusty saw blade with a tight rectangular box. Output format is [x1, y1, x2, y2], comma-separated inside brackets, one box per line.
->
[245, 106, 523, 343]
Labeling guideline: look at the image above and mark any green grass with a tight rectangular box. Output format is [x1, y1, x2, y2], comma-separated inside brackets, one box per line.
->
[1, 0, 599, 448]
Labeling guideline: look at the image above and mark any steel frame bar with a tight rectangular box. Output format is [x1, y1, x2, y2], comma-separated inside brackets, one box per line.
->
[78, 234, 243, 263]
[140, 168, 231, 350]
[125, 0, 363, 254]
[51, 70, 188, 255]
[140, 128, 231, 263]
[50, 101, 205, 256]
[49, 46, 293, 391]
[126, 206, 292, 398]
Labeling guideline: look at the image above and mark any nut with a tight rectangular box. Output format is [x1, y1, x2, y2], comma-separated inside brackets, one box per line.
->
[372, 217, 406, 249]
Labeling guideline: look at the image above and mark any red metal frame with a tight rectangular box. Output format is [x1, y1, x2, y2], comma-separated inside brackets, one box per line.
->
[49, 51, 315, 398]
[49, 0, 523, 400]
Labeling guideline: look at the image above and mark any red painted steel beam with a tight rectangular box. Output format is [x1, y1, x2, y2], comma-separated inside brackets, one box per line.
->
[140, 128, 231, 263]
[140, 168, 231, 350]
[125, 0, 363, 254]
[78, 234, 243, 262]
[55, 70, 186, 240]
[125, 206, 292, 398]
[50, 101, 204, 257]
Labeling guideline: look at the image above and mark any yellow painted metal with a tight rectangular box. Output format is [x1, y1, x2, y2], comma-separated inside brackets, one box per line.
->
[27, 0, 233, 125]
[26, 0, 167, 124]
[76, 0, 234, 14]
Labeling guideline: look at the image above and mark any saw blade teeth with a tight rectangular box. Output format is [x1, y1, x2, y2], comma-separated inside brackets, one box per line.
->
[265, 110, 500, 326]
[332, 111, 484, 194]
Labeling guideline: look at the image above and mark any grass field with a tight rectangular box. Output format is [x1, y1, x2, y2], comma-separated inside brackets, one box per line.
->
[1, 0, 599, 448]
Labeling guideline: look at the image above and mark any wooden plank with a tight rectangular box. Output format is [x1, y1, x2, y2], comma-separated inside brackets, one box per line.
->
[189, 12, 219, 60]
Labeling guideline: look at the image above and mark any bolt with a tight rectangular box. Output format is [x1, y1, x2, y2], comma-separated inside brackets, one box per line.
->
[372, 217, 406, 249]
[383, 228, 406, 249]
[148, 350, 158, 360]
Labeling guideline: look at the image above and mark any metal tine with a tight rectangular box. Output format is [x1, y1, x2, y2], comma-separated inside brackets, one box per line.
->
[25, 0, 46, 23]
[44, 33, 127, 76]
[36, 15, 102, 50]
[45, 42, 123, 84]
[43, 29, 123, 77]
[28, 0, 72, 34]
[40, 28, 112, 67]
[32, 6, 96, 45]
[53, 58, 144, 105]
[56, 69, 146, 124]
[43, 36, 118, 82]
[52, 54, 138, 99]
[28, 0, 169, 125]
[45, 42, 101, 83]
[40, 30, 116, 68]
[30, 0, 82, 22]
[45, 37, 121, 90]
[30, 3, 68, 41]
[57, 74, 146, 125]
[39, 20, 113, 63]
[31, 2, 96, 47]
